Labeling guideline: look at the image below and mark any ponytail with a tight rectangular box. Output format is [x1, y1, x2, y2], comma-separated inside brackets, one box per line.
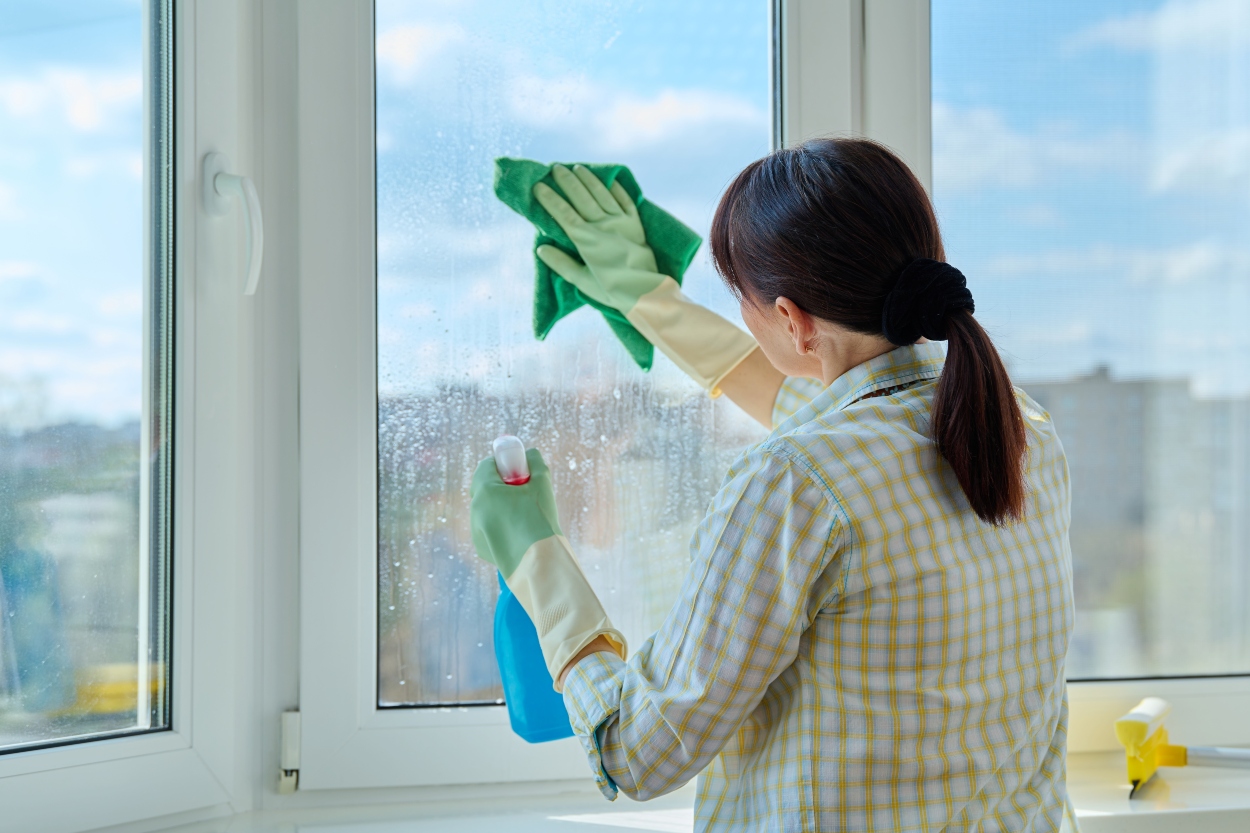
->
[710, 137, 1028, 525]
[880, 258, 1026, 525]
[932, 311, 1027, 525]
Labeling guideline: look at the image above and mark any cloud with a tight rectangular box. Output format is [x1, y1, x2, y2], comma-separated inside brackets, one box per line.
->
[933, 103, 1140, 189]
[6, 310, 74, 335]
[97, 290, 141, 317]
[1010, 203, 1065, 228]
[1014, 321, 1095, 348]
[0, 345, 140, 424]
[1065, 0, 1250, 53]
[508, 75, 766, 153]
[64, 151, 144, 180]
[594, 89, 765, 152]
[931, 4, 1250, 199]
[1151, 127, 1250, 192]
[88, 327, 141, 349]
[986, 241, 1250, 286]
[0, 181, 18, 220]
[0, 69, 141, 133]
[376, 24, 465, 86]
[0, 261, 38, 281]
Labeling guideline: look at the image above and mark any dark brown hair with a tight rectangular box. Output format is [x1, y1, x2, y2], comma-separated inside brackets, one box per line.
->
[711, 138, 1026, 525]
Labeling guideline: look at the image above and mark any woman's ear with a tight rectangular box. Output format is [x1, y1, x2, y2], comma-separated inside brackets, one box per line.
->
[775, 297, 816, 356]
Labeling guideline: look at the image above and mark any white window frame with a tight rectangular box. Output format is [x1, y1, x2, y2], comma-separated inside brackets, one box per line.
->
[296, 0, 1250, 793]
[0, 1, 272, 829]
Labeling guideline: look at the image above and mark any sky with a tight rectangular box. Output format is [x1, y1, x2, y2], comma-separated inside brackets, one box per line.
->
[2, 0, 1249, 426]
[376, 0, 1250, 406]
[375, 0, 772, 403]
[0, 1, 145, 428]
[934, 0, 1250, 395]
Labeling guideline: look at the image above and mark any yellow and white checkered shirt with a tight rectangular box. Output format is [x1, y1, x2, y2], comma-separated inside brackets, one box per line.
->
[563, 343, 1077, 832]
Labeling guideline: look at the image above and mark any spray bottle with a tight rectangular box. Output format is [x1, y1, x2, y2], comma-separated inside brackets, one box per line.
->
[491, 435, 574, 743]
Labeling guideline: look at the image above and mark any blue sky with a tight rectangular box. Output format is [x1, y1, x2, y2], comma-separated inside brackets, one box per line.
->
[375, 0, 771, 402]
[2, 1, 1248, 426]
[934, 0, 1250, 395]
[0, 1, 144, 426]
[376, 0, 1250, 405]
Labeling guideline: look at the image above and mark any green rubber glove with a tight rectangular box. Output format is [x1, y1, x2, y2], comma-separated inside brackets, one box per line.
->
[470, 448, 625, 688]
[533, 165, 666, 311]
[534, 165, 759, 395]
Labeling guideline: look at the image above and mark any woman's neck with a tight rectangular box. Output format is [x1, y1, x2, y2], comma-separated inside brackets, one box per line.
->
[812, 330, 898, 387]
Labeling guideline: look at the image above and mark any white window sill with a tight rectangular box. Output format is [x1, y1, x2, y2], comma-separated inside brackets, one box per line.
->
[1068, 751, 1250, 832]
[110, 751, 1250, 833]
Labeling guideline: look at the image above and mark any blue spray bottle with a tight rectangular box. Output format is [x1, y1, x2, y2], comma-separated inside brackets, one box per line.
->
[491, 435, 574, 743]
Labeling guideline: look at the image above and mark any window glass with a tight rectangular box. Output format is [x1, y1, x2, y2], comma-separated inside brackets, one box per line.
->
[376, 0, 770, 705]
[0, 0, 171, 750]
[933, 0, 1250, 678]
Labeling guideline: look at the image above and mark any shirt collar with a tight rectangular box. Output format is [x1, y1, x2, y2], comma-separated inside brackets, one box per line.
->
[772, 342, 947, 437]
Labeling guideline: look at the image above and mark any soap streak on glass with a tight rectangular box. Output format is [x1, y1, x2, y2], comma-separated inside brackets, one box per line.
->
[375, 0, 770, 705]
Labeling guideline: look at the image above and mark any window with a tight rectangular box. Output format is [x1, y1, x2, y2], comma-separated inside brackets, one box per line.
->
[374, 0, 770, 707]
[932, 0, 1250, 679]
[299, 0, 790, 788]
[300, 0, 1250, 791]
[2, 3, 265, 828]
[0, 0, 171, 753]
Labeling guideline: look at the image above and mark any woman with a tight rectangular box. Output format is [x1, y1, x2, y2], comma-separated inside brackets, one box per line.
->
[470, 138, 1076, 831]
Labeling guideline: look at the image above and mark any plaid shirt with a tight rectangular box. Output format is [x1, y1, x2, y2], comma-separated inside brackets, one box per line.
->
[563, 343, 1077, 832]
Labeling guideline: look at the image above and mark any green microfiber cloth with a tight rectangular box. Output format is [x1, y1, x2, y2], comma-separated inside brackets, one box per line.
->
[493, 157, 702, 370]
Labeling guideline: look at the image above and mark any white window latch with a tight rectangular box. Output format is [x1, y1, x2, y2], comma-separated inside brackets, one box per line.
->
[202, 151, 264, 296]
[278, 710, 300, 794]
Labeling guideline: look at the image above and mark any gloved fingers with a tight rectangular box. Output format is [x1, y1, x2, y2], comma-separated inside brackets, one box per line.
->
[471, 455, 503, 496]
[572, 164, 623, 216]
[609, 180, 639, 219]
[524, 447, 550, 477]
[536, 244, 594, 287]
[533, 182, 585, 233]
[550, 164, 607, 222]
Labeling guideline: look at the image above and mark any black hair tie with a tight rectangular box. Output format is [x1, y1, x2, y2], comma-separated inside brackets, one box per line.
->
[881, 258, 975, 346]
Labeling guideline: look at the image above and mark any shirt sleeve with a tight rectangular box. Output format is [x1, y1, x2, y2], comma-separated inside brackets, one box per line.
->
[562, 442, 844, 800]
[771, 376, 827, 429]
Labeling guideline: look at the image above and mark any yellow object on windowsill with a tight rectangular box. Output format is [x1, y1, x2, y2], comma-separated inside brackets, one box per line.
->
[1115, 697, 1250, 796]
[55, 663, 164, 716]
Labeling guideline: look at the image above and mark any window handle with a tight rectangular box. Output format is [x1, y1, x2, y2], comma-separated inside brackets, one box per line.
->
[202, 151, 264, 296]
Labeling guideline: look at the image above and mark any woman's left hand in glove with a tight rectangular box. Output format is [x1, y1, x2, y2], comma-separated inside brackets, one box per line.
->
[470, 447, 625, 688]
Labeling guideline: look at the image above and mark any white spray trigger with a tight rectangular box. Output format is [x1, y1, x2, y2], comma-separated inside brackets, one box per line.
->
[493, 435, 530, 485]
